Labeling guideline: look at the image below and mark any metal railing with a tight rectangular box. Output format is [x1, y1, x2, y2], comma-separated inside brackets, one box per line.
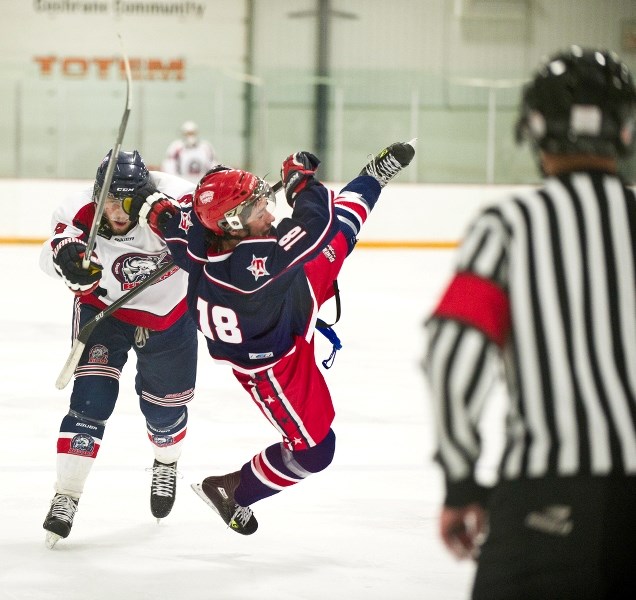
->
[0, 65, 554, 184]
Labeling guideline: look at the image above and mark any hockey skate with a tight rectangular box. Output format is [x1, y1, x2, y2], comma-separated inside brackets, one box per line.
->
[150, 459, 178, 521]
[43, 493, 79, 549]
[359, 139, 416, 187]
[191, 471, 258, 535]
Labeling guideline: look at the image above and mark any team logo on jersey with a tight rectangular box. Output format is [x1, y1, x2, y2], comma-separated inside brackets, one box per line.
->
[247, 255, 270, 281]
[69, 434, 95, 456]
[88, 344, 109, 364]
[179, 210, 192, 233]
[112, 252, 172, 291]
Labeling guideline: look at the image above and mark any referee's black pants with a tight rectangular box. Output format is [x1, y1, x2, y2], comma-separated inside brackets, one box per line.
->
[472, 476, 636, 600]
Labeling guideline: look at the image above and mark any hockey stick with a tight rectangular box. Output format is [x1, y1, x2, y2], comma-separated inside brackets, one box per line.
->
[60, 179, 281, 388]
[82, 35, 133, 269]
[55, 260, 175, 390]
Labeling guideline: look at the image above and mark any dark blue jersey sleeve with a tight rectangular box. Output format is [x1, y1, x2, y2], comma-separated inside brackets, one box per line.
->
[204, 181, 339, 293]
[162, 194, 208, 274]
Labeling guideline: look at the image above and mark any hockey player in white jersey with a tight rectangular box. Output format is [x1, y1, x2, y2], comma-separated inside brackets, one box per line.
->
[40, 150, 198, 548]
[161, 120, 219, 183]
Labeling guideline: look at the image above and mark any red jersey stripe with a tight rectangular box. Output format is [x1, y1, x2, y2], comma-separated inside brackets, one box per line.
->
[57, 437, 101, 458]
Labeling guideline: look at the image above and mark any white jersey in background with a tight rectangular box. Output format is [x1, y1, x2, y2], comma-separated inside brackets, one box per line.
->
[162, 139, 218, 184]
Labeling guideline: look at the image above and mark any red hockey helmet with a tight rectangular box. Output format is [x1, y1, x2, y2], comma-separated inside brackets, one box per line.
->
[193, 169, 276, 235]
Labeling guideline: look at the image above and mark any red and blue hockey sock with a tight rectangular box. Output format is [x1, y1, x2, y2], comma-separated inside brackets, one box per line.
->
[334, 178, 380, 253]
[234, 429, 336, 506]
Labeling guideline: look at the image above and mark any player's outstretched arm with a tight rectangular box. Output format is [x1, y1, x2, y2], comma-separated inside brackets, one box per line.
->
[280, 151, 321, 207]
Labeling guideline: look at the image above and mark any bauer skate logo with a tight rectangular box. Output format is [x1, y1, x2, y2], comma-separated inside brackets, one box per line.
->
[152, 435, 174, 447]
[247, 256, 270, 281]
[88, 344, 109, 364]
[75, 422, 98, 430]
[70, 434, 95, 456]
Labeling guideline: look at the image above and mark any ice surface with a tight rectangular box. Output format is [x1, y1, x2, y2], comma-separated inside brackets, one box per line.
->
[0, 245, 480, 600]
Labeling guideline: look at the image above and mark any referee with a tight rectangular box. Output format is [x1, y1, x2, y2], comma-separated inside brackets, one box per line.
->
[424, 46, 636, 600]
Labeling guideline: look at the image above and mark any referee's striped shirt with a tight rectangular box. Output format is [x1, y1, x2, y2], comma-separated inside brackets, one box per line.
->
[424, 170, 636, 503]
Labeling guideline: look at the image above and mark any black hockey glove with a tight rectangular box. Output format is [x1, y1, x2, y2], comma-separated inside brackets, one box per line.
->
[124, 191, 179, 234]
[52, 237, 103, 296]
[280, 151, 320, 207]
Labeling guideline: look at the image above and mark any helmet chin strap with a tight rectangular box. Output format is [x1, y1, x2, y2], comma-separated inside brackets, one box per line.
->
[97, 217, 114, 240]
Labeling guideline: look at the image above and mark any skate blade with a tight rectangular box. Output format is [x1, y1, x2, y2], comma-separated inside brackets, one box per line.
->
[191, 483, 221, 516]
[45, 531, 62, 549]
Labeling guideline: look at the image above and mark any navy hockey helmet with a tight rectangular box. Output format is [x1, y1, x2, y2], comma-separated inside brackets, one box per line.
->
[92, 150, 153, 203]
[515, 46, 636, 157]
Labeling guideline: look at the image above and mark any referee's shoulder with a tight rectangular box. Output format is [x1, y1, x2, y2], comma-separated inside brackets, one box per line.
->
[479, 184, 542, 215]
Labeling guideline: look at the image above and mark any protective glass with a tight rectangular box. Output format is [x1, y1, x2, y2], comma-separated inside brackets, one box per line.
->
[223, 179, 276, 230]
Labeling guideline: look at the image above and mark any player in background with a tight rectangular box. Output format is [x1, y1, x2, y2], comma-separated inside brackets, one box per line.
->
[126, 140, 415, 534]
[40, 150, 198, 549]
[423, 47, 636, 598]
[161, 120, 219, 184]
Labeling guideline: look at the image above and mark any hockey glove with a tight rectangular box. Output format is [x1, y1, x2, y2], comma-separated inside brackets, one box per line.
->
[124, 192, 179, 233]
[52, 237, 103, 296]
[280, 151, 320, 207]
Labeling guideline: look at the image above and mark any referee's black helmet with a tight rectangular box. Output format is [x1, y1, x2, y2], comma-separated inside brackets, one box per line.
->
[516, 46, 636, 157]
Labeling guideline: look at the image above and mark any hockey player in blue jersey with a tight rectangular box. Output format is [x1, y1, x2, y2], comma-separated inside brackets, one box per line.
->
[127, 140, 415, 534]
